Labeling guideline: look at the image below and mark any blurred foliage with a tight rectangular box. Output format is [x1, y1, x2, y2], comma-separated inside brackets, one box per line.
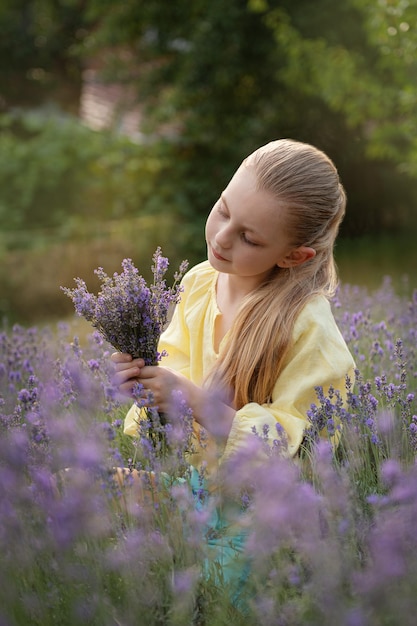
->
[71, 0, 417, 234]
[0, 109, 206, 255]
[1, 0, 417, 253]
[0, 0, 84, 110]
[0, 213, 192, 324]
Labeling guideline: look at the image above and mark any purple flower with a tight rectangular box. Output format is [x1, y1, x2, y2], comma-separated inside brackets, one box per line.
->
[62, 249, 188, 365]
[87, 359, 100, 371]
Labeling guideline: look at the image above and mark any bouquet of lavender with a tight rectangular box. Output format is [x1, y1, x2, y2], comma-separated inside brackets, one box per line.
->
[62, 248, 188, 365]
[62, 248, 188, 452]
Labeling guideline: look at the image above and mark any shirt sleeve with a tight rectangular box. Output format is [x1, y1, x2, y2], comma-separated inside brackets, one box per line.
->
[222, 297, 355, 460]
[157, 291, 191, 378]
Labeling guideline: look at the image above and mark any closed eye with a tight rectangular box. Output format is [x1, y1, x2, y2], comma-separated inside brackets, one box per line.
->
[217, 203, 228, 218]
[241, 233, 259, 246]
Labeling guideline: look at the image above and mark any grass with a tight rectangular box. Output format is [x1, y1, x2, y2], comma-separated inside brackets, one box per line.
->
[335, 233, 417, 294]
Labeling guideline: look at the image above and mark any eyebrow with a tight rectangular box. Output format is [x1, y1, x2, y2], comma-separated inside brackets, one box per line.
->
[220, 193, 261, 235]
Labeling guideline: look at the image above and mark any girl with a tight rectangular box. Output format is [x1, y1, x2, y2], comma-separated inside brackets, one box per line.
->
[112, 138, 355, 603]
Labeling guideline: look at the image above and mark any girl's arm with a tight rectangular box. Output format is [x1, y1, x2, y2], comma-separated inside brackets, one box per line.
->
[221, 297, 355, 460]
[111, 353, 236, 441]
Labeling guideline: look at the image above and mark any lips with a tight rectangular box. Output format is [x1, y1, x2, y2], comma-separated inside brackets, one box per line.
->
[211, 246, 228, 261]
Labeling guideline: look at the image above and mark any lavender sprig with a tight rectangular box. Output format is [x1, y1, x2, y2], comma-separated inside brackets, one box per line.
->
[62, 248, 188, 366]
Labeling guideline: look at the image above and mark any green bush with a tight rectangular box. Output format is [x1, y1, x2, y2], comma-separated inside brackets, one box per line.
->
[0, 108, 186, 231]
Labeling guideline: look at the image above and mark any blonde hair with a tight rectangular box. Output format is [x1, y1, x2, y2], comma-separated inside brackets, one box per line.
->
[207, 139, 346, 409]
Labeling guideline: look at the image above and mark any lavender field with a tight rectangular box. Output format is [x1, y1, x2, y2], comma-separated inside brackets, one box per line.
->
[1, 276, 417, 626]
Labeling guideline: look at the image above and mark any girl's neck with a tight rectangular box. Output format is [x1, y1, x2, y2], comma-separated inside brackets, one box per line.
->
[214, 272, 264, 353]
[218, 271, 266, 302]
[214, 271, 271, 353]
[215, 273, 258, 318]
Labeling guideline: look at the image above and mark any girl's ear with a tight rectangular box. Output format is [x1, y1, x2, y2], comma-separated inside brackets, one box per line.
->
[277, 246, 316, 268]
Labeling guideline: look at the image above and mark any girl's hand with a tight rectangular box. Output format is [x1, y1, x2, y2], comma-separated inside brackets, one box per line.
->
[111, 352, 189, 412]
[111, 352, 236, 440]
[111, 352, 145, 397]
[137, 364, 191, 414]
[138, 366, 236, 440]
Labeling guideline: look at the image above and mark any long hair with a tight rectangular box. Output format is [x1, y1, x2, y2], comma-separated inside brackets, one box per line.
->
[206, 139, 346, 409]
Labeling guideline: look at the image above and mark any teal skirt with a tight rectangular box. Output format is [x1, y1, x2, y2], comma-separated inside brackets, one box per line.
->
[188, 467, 251, 610]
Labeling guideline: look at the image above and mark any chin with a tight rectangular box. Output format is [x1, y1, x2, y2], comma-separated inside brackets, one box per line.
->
[208, 254, 220, 270]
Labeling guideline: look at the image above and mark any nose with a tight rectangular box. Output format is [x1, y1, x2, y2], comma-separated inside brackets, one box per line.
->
[215, 224, 232, 249]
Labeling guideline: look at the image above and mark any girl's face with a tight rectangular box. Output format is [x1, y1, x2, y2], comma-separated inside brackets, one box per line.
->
[205, 164, 304, 285]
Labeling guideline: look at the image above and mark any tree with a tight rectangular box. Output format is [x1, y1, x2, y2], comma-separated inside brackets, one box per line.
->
[3, 0, 417, 237]
[77, 0, 417, 235]
[0, 0, 85, 111]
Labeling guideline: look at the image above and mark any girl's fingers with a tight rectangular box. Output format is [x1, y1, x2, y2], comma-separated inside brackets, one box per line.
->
[110, 354, 148, 400]
[111, 352, 145, 366]
[111, 355, 145, 374]
[114, 361, 141, 374]
[112, 366, 141, 387]
[136, 366, 158, 379]
[111, 352, 132, 363]
[118, 380, 142, 396]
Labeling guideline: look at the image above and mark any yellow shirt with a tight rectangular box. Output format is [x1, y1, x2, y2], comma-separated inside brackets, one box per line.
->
[124, 260, 355, 468]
